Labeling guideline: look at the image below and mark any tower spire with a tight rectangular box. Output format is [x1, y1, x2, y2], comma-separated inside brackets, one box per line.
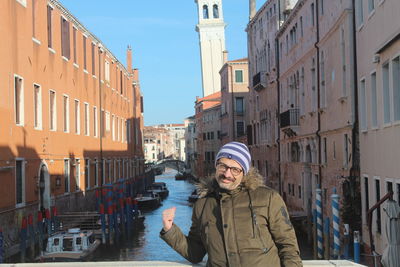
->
[195, 0, 227, 97]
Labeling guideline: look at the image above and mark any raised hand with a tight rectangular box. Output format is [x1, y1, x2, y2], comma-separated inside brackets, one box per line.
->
[162, 207, 176, 232]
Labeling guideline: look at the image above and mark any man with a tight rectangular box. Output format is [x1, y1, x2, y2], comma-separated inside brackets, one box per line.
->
[161, 141, 302, 266]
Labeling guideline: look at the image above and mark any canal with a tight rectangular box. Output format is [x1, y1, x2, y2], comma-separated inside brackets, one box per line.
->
[95, 168, 196, 263]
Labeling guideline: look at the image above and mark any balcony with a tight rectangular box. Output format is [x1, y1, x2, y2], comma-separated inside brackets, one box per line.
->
[280, 108, 299, 137]
[252, 71, 267, 91]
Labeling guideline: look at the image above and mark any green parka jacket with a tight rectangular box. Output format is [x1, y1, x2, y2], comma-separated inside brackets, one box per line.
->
[160, 168, 302, 267]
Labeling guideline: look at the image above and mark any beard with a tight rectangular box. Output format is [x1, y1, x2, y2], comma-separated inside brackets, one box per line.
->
[216, 173, 242, 191]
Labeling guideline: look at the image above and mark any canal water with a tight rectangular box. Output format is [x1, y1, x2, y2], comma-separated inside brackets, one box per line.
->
[95, 168, 196, 263]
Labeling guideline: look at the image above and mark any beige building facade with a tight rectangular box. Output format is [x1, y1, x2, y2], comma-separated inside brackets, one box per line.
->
[219, 55, 249, 145]
[246, 0, 280, 190]
[355, 0, 400, 255]
[275, 0, 363, 259]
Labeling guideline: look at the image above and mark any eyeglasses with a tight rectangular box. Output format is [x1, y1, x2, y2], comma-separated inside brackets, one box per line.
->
[216, 163, 243, 176]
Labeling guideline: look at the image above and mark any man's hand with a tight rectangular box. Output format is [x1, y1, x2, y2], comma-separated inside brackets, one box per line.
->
[162, 207, 176, 232]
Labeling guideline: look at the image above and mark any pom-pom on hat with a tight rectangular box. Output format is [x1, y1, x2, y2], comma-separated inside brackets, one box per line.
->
[215, 141, 251, 174]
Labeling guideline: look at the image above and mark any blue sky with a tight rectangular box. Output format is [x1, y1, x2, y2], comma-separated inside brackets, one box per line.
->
[62, 1, 262, 126]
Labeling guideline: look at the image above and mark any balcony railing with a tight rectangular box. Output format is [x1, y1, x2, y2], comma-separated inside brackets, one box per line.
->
[280, 108, 300, 128]
[252, 71, 267, 91]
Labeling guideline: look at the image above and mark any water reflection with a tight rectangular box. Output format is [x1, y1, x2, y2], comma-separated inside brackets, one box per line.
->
[96, 168, 195, 263]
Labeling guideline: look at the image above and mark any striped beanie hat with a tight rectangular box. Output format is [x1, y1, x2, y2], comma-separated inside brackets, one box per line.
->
[215, 141, 251, 174]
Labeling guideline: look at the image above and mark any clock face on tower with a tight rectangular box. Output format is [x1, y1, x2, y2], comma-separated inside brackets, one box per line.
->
[195, 0, 226, 97]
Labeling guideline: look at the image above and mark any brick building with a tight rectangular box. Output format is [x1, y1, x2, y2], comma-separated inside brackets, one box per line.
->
[0, 0, 144, 257]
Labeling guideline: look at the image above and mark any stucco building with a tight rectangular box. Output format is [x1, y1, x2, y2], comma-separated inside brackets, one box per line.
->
[219, 53, 249, 145]
[194, 92, 221, 178]
[246, 0, 280, 190]
[0, 0, 144, 257]
[355, 0, 400, 256]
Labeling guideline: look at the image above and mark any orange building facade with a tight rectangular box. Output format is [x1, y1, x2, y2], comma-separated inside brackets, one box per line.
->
[0, 0, 144, 256]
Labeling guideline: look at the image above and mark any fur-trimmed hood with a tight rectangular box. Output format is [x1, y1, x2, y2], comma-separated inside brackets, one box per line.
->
[196, 167, 264, 198]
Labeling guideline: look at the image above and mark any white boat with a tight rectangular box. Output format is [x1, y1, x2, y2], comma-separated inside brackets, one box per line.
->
[37, 228, 100, 262]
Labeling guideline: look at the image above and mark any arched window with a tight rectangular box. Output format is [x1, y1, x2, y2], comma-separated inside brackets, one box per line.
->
[213, 4, 219, 18]
[203, 5, 209, 19]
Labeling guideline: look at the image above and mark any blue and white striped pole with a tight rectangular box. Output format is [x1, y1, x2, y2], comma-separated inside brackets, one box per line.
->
[331, 188, 340, 259]
[316, 187, 323, 259]
[353, 230, 360, 263]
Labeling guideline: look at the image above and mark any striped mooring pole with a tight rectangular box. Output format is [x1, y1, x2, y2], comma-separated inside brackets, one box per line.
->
[331, 188, 340, 259]
[316, 187, 323, 259]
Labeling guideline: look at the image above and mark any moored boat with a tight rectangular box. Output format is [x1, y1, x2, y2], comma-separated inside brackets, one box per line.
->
[135, 191, 161, 211]
[37, 228, 100, 262]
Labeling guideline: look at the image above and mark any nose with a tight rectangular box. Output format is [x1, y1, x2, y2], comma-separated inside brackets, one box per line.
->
[222, 167, 234, 178]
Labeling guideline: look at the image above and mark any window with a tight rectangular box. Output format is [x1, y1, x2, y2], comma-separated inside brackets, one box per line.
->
[14, 75, 24, 125]
[61, 17, 70, 59]
[375, 178, 381, 233]
[91, 42, 96, 75]
[72, 27, 77, 64]
[356, 0, 364, 26]
[360, 79, 367, 130]
[311, 58, 317, 111]
[32, 0, 38, 39]
[84, 103, 89, 136]
[83, 36, 87, 70]
[368, 0, 375, 13]
[84, 159, 90, 190]
[47, 5, 53, 48]
[64, 159, 70, 193]
[49, 90, 56, 130]
[236, 121, 245, 137]
[235, 70, 243, 83]
[93, 106, 98, 137]
[235, 97, 244, 114]
[16, 159, 25, 205]
[320, 0, 324, 15]
[311, 3, 315, 26]
[383, 62, 390, 123]
[74, 100, 80, 134]
[105, 111, 110, 132]
[320, 51, 326, 108]
[94, 159, 98, 187]
[75, 159, 80, 191]
[333, 141, 336, 160]
[344, 134, 349, 168]
[126, 120, 131, 143]
[34, 84, 42, 129]
[341, 28, 347, 97]
[203, 5, 209, 19]
[300, 16, 303, 37]
[63, 95, 69, 132]
[300, 68, 305, 115]
[105, 60, 110, 82]
[213, 4, 219, 18]
[371, 72, 378, 128]
[364, 177, 369, 216]
[322, 137, 327, 164]
[112, 114, 115, 141]
[393, 56, 400, 121]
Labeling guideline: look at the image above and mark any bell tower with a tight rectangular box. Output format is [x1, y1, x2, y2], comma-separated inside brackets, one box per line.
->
[195, 0, 227, 97]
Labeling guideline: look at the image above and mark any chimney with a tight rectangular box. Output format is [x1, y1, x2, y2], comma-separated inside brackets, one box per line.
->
[223, 50, 228, 64]
[249, 0, 256, 20]
[127, 45, 132, 74]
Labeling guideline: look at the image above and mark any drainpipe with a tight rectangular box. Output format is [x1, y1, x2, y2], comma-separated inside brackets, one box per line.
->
[276, 0, 282, 196]
[275, 36, 282, 195]
[230, 64, 236, 142]
[350, 0, 360, 179]
[315, 0, 321, 189]
[98, 44, 104, 185]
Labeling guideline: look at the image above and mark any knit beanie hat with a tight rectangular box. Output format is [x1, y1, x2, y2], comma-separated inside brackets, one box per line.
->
[215, 141, 251, 174]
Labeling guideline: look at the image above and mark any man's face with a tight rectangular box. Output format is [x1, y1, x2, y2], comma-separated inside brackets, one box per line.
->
[215, 157, 244, 191]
